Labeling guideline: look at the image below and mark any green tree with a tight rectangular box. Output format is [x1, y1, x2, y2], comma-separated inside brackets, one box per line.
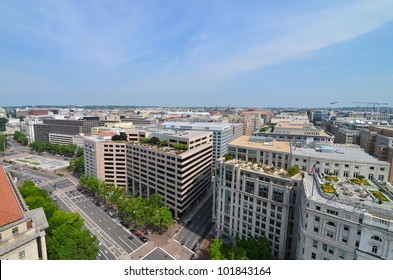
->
[69, 155, 84, 173]
[13, 131, 28, 146]
[208, 239, 226, 260]
[0, 117, 8, 131]
[0, 134, 7, 152]
[19, 180, 99, 260]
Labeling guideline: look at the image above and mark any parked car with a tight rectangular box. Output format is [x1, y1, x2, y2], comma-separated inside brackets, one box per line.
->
[139, 236, 148, 243]
[130, 228, 136, 233]
[134, 231, 143, 237]
[186, 220, 192, 226]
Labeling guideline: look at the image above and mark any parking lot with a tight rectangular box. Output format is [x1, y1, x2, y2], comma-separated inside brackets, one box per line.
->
[4, 166, 58, 186]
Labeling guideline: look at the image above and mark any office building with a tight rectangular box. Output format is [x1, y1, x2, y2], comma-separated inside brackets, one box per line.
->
[213, 136, 302, 259]
[127, 130, 213, 218]
[254, 120, 334, 146]
[84, 133, 128, 188]
[0, 166, 48, 260]
[34, 117, 100, 142]
[291, 144, 390, 181]
[162, 122, 236, 162]
[297, 173, 393, 260]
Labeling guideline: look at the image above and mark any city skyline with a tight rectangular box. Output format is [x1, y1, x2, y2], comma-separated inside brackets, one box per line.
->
[1, 1, 393, 107]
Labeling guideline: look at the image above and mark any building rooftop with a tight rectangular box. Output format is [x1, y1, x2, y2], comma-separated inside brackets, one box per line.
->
[229, 135, 291, 153]
[222, 159, 302, 180]
[162, 122, 232, 131]
[292, 145, 390, 165]
[0, 166, 24, 227]
[303, 174, 393, 217]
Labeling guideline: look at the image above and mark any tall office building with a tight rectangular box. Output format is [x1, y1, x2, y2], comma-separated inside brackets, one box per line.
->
[84, 133, 128, 188]
[127, 130, 212, 218]
[0, 166, 48, 260]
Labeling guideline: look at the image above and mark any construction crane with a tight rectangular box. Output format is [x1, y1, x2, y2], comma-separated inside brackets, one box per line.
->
[351, 101, 388, 116]
[329, 101, 338, 115]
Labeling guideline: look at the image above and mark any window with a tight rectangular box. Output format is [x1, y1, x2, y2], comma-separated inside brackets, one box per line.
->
[311, 252, 316, 260]
[18, 250, 25, 259]
[342, 236, 348, 244]
[343, 225, 349, 231]
[313, 240, 318, 248]
[315, 216, 320, 222]
[372, 245, 378, 254]
[314, 227, 319, 233]
[326, 230, 334, 239]
[378, 175, 384, 181]
[316, 206, 321, 211]
[338, 249, 345, 259]
[371, 236, 382, 242]
[272, 188, 284, 203]
[327, 221, 336, 227]
[12, 227, 18, 236]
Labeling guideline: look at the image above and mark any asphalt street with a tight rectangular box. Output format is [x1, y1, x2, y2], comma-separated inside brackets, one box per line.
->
[175, 194, 213, 252]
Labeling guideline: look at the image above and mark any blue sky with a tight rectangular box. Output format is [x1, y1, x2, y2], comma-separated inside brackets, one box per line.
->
[1, 0, 393, 108]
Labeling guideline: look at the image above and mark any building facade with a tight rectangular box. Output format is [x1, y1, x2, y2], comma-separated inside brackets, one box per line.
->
[212, 135, 301, 259]
[0, 166, 48, 260]
[34, 117, 100, 142]
[162, 122, 235, 162]
[296, 173, 393, 260]
[127, 131, 213, 218]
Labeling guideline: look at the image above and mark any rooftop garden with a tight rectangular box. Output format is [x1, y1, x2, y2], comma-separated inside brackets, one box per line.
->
[325, 175, 339, 182]
[287, 165, 300, 177]
[321, 183, 337, 194]
[371, 191, 390, 202]
[259, 126, 269, 132]
[139, 137, 187, 153]
[349, 178, 372, 186]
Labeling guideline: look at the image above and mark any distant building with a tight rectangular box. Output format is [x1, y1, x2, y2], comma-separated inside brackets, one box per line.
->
[254, 120, 334, 146]
[359, 126, 393, 183]
[49, 133, 84, 147]
[162, 122, 235, 162]
[34, 117, 100, 142]
[0, 166, 48, 260]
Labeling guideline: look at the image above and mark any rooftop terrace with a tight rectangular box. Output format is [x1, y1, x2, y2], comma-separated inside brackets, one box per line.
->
[303, 173, 393, 217]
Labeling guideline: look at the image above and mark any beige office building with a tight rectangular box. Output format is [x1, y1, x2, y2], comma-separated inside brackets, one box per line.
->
[84, 133, 128, 188]
[126, 130, 213, 218]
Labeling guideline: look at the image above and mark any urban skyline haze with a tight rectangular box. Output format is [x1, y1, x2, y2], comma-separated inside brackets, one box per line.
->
[1, 1, 393, 107]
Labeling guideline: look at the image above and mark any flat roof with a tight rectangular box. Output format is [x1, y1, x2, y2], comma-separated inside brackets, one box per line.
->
[292, 145, 390, 165]
[229, 136, 291, 153]
[303, 174, 393, 216]
[162, 122, 232, 131]
[0, 166, 24, 227]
